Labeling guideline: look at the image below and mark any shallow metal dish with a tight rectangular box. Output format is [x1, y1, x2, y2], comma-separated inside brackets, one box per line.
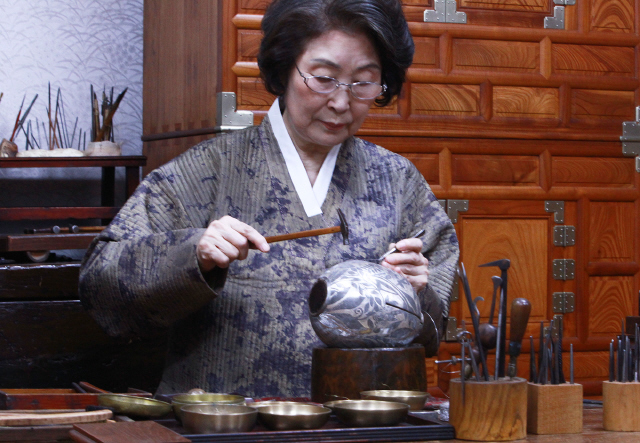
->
[172, 393, 245, 422]
[324, 399, 409, 427]
[97, 394, 172, 418]
[257, 403, 331, 430]
[181, 404, 258, 434]
[360, 389, 429, 411]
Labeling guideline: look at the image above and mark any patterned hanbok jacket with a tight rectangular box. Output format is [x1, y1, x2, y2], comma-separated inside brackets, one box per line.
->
[79, 116, 460, 398]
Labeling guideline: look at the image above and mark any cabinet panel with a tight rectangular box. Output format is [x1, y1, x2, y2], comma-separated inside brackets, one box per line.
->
[588, 276, 635, 335]
[591, 0, 635, 33]
[452, 155, 540, 185]
[411, 84, 480, 116]
[460, 0, 550, 12]
[453, 40, 539, 72]
[589, 202, 636, 262]
[403, 153, 440, 184]
[552, 45, 635, 76]
[552, 157, 636, 186]
[571, 90, 636, 120]
[493, 87, 558, 118]
[413, 37, 439, 68]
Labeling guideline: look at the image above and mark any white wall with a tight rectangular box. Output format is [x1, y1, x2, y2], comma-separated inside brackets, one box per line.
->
[0, 0, 143, 155]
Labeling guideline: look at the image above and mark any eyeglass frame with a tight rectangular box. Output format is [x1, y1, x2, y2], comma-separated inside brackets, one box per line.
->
[295, 65, 387, 100]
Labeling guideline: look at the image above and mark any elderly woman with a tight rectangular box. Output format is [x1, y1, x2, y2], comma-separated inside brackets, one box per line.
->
[79, 0, 459, 398]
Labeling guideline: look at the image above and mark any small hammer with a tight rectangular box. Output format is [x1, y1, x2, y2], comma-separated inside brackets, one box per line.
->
[250, 208, 349, 248]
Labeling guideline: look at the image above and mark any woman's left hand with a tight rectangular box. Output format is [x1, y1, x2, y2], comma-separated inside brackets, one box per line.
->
[380, 237, 429, 293]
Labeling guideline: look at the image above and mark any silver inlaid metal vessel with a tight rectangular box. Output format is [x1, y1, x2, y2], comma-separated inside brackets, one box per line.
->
[308, 260, 423, 348]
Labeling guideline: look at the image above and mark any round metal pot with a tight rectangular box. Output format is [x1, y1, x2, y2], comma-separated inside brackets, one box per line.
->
[181, 404, 257, 434]
[323, 399, 409, 427]
[309, 260, 423, 348]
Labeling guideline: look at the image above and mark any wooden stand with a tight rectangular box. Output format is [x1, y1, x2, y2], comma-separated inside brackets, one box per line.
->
[449, 378, 527, 441]
[310, 346, 426, 404]
[527, 382, 583, 434]
[603, 381, 640, 431]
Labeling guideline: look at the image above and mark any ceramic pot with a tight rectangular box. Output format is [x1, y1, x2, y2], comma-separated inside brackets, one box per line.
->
[308, 260, 423, 348]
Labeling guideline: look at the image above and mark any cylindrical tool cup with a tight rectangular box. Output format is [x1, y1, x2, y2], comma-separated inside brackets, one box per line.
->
[449, 378, 527, 441]
[527, 382, 583, 434]
[603, 381, 640, 431]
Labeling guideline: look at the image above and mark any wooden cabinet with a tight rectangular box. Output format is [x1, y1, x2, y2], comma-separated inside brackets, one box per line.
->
[143, 0, 639, 395]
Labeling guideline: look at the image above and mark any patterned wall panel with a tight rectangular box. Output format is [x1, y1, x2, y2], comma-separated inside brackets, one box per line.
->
[0, 0, 143, 156]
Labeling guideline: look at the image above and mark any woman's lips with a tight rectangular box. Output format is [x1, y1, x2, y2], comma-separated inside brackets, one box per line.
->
[322, 121, 346, 131]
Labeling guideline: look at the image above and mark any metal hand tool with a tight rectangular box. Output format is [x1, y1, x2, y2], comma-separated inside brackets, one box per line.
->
[251, 208, 349, 248]
[378, 229, 425, 262]
[558, 317, 565, 384]
[529, 335, 537, 383]
[609, 340, 615, 382]
[570, 343, 574, 384]
[479, 259, 510, 377]
[478, 276, 502, 351]
[506, 298, 531, 378]
[459, 263, 490, 380]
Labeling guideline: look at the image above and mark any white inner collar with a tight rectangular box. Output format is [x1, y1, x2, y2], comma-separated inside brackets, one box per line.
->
[268, 98, 341, 217]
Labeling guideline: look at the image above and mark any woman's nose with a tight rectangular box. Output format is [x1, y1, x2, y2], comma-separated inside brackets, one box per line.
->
[328, 85, 351, 112]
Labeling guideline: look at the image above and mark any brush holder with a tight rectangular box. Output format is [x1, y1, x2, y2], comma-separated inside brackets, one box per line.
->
[527, 382, 583, 434]
[449, 377, 527, 441]
[602, 381, 640, 431]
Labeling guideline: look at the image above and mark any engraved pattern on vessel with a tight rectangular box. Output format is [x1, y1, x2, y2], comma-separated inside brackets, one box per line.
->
[310, 260, 422, 348]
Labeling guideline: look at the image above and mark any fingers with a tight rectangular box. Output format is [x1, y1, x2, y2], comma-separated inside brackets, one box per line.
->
[197, 216, 269, 272]
[381, 237, 429, 293]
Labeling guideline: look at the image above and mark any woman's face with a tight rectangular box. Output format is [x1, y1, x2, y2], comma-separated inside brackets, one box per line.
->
[282, 29, 382, 155]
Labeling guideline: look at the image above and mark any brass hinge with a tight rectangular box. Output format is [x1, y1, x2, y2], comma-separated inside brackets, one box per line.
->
[552, 293, 575, 314]
[424, 0, 467, 24]
[545, 201, 565, 223]
[554, 226, 576, 247]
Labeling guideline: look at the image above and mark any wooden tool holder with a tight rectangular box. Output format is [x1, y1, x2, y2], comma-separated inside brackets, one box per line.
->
[527, 382, 583, 434]
[449, 378, 527, 441]
[603, 381, 640, 431]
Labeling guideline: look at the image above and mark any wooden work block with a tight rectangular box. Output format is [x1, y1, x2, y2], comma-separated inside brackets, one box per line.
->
[70, 420, 189, 443]
[603, 381, 640, 431]
[449, 377, 527, 441]
[527, 382, 583, 434]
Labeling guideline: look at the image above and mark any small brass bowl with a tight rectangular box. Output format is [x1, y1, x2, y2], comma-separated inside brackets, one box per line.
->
[324, 399, 409, 427]
[181, 404, 257, 434]
[172, 393, 245, 422]
[256, 403, 331, 430]
[97, 394, 172, 418]
[360, 389, 429, 411]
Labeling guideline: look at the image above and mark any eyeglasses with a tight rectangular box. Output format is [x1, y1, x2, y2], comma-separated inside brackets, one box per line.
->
[296, 65, 386, 100]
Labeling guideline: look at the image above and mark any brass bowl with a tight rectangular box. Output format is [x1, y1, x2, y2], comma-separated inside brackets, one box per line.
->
[360, 389, 429, 411]
[181, 404, 257, 434]
[256, 403, 331, 430]
[324, 399, 409, 427]
[172, 393, 245, 422]
[97, 394, 172, 418]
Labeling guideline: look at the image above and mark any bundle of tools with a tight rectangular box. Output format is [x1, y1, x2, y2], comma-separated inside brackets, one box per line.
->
[90, 85, 127, 142]
[609, 319, 639, 383]
[454, 260, 532, 383]
[530, 317, 575, 385]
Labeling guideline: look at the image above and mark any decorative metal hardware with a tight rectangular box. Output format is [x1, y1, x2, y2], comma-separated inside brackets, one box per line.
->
[552, 293, 575, 314]
[551, 314, 564, 338]
[215, 92, 253, 131]
[545, 201, 565, 224]
[621, 107, 640, 171]
[553, 259, 575, 280]
[554, 226, 576, 247]
[444, 316, 464, 341]
[424, 0, 467, 24]
[447, 200, 469, 224]
[554, 0, 575, 5]
[438, 199, 447, 210]
[544, 6, 565, 29]
[450, 274, 459, 302]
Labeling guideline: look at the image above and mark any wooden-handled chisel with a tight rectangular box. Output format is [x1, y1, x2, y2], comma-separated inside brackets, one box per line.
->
[506, 298, 532, 378]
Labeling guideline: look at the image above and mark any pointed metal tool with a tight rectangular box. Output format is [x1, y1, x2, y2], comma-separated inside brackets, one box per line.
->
[479, 259, 511, 377]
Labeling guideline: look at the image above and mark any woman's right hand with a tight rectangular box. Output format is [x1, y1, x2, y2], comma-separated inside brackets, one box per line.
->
[197, 216, 269, 272]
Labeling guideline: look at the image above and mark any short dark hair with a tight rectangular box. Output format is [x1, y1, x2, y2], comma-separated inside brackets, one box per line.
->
[258, 0, 414, 107]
